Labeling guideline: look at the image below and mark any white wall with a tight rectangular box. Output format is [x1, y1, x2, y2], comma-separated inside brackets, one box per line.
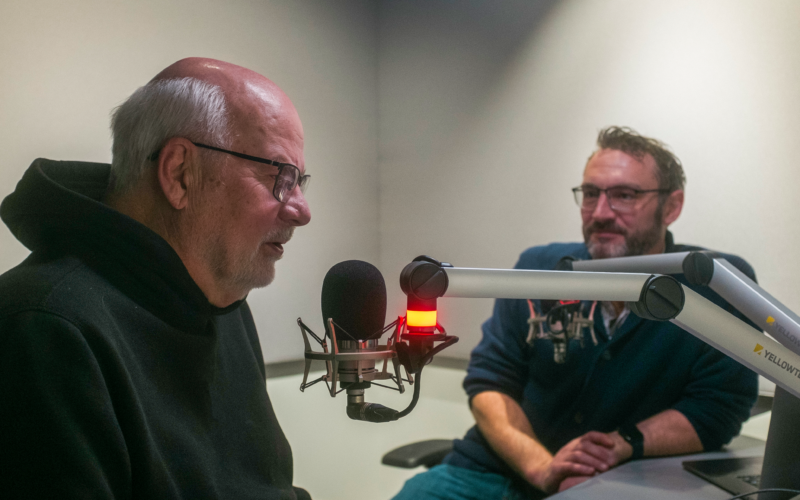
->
[378, 0, 800, 358]
[4, 0, 800, 364]
[0, 0, 379, 364]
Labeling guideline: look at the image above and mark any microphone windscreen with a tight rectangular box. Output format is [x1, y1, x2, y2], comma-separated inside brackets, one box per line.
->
[321, 260, 387, 341]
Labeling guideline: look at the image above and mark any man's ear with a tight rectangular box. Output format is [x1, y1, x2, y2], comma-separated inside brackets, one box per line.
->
[662, 189, 684, 226]
[156, 138, 196, 210]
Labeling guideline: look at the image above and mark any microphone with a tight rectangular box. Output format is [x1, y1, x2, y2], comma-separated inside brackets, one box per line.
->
[297, 259, 459, 423]
[525, 299, 598, 363]
[321, 260, 398, 422]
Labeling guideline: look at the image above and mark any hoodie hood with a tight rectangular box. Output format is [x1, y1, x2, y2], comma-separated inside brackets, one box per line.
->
[2, 159, 113, 252]
[1, 158, 243, 330]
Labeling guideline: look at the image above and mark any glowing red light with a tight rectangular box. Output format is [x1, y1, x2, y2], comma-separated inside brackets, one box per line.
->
[407, 310, 437, 328]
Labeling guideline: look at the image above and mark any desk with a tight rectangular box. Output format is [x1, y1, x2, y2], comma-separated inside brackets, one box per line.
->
[550, 436, 765, 500]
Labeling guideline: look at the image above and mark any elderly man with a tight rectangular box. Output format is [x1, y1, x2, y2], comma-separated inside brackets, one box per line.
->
[0, 58, 311, 499]
[392, 127, 758, 499]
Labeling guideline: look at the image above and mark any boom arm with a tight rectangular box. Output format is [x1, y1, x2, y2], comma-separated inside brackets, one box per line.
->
[401, 258, 800, 400]
[566, 251, 800, 358]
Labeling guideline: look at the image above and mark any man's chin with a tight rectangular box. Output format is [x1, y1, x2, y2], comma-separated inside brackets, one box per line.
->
[250, 263, 277, 290]
[226, 261, 277, 295]
[587, 241, 627, 260]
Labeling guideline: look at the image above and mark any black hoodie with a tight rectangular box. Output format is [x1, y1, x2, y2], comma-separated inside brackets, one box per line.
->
[0, 159, 310, 499]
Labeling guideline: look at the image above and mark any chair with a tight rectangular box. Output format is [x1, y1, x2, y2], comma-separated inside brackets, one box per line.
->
[382, 439, 454, 469]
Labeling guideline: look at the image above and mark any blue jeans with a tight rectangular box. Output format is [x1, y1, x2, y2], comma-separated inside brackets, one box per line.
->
[391, 464, 530, 500]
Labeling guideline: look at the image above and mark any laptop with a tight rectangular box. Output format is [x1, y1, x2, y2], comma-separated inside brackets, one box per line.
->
[682, 456, 762, 496]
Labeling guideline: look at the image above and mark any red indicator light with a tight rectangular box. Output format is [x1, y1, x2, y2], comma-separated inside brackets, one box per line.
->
[407, 310, 437, 328]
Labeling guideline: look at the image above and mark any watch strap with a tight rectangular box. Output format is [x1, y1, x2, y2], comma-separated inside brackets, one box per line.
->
[618, 422, 644, 460]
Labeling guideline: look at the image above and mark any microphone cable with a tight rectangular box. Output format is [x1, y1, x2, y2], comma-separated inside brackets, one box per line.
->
[395, 335, 458, 419]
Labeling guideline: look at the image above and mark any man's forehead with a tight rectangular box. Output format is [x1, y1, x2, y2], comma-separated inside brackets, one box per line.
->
[583, 148, 658, 186]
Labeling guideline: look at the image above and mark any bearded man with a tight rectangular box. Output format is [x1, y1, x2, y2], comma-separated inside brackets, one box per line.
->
[392, 126, 758, 500]
[0, 58, 312, 499]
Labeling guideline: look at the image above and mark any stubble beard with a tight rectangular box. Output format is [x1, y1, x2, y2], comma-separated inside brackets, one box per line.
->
[584, 204, 665, 259]
[208, 226, 296, 296]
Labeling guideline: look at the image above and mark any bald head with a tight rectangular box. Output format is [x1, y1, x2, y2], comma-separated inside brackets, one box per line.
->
[153, 58, 303, 154]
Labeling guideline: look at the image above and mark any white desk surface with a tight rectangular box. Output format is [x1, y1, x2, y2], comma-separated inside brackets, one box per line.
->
[551, 435, 765, 500]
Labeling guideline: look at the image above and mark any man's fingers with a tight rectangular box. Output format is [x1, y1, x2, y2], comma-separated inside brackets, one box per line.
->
[582, 431, 615, 448]
[565, 450, 610, 472]
[574, 440, 616, 466]
[552, 460, 595, 477]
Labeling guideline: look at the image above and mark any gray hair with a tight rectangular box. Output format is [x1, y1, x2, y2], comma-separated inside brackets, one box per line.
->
[109, 77, 230, 193]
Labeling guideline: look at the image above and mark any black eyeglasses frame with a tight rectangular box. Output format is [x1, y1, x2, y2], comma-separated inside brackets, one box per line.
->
[147, 141, 310, 203]
[572, 185, 671, 213]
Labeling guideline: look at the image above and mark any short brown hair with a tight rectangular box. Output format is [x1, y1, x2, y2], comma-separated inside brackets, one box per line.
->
[592, 126, 686, 192]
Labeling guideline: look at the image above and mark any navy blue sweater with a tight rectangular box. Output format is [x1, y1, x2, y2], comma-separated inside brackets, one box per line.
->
[445, 236, 759, 491]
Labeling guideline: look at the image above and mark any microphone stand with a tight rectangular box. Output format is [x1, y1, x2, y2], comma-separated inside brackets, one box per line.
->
[298, 315, 459, 423]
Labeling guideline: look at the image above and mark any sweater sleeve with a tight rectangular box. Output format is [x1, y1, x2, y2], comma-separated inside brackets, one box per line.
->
[672, 255, 759, 450]
[463, 298, 531, 403]
[0, 310, 130, 498]
[463, 254, 533, 404]
[672, 342, 759, 451]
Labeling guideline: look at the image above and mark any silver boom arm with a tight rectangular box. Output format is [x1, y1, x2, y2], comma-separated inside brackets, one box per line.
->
[444, 268, 657, 301]
[401, 262, 800, 400]
[557, 253, 800, 400]
[570, 252, 800, 359]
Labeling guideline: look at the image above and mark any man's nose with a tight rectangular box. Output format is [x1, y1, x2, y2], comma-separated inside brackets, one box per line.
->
[590, 192, 616, 221]
[279, 188, 311, 227]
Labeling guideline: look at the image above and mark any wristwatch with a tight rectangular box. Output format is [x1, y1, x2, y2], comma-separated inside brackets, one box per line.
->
[618, 422, 644, 460]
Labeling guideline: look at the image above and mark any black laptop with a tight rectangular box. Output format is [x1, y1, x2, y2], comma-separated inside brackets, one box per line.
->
[682, 456, 763, 496]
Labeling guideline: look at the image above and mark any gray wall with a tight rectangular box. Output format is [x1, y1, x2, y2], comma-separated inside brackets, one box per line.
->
[378, 0, 800, 359]
[3, 0, 800, 367]
[0, 0, 379, 364]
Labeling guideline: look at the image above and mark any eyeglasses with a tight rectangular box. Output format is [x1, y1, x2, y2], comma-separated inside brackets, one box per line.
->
[572, 185, 670, 213]
[193, 142, 310, 203]
[148, 142, 310, 203]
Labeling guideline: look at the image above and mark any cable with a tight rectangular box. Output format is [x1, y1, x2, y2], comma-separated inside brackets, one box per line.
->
[396, 368, 422, 418]
[726, 488, 800, 500]
[393, 336, 459, 419]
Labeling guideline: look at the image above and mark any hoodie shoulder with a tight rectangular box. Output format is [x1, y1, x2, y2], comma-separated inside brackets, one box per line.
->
[0, 252, 88, 319]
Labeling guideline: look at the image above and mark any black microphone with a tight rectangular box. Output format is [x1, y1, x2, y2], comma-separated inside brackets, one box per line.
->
[298, 259, 459, 423]
[321, 260, 399, 423]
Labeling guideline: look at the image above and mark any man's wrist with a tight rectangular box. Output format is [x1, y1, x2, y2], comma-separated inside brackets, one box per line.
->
[608, 431, 633, 463]
[617, 423, 644, 460]
[523, 455, 553, 491]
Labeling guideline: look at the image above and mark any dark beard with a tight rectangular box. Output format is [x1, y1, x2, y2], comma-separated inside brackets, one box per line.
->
[584, 204, 665, 259]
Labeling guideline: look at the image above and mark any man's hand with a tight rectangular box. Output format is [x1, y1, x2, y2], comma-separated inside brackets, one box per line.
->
[471, 393, 697, 495]
[529, 431, 617, 493]
[554, 430, 633, 492]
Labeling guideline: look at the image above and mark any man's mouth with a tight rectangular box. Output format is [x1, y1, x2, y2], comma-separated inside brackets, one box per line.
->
[262, 227, 294, 256]
[591, 231, 624, 239]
